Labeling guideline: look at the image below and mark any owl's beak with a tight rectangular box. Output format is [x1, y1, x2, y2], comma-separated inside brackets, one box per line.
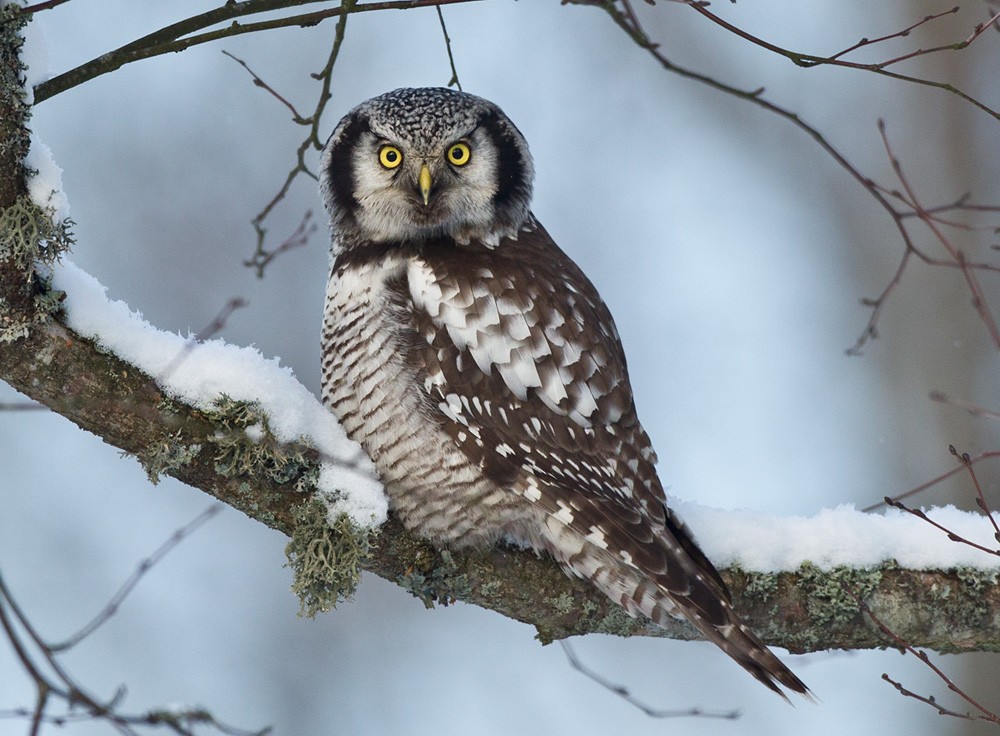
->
[418, 163, 432, 207]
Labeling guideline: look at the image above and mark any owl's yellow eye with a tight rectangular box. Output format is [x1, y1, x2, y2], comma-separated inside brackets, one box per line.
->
[446, 142, 471, 166]
[379, 145, 403, 169]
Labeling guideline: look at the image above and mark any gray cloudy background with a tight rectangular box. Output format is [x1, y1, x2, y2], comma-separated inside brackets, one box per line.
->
[2, 0, 999, 734]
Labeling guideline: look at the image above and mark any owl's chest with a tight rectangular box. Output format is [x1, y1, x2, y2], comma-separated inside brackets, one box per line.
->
[320, 256, 418, 427]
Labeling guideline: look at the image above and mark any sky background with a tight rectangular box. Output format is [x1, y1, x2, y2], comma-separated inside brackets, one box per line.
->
[2, 1, 1000, 734]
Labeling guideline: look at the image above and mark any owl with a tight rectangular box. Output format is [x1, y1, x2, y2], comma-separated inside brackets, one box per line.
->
[319, 87, 808, 698]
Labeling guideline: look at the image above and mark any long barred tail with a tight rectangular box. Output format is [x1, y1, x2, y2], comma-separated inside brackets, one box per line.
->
[547, 508, 811, 699]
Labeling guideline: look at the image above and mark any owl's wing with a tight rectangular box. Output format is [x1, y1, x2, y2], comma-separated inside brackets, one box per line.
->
[404, 220, 729, 604]
[403, 220, 809, 698]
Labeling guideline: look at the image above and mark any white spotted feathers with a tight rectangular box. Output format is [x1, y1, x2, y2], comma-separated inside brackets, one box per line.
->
[319, 87, 809, 699]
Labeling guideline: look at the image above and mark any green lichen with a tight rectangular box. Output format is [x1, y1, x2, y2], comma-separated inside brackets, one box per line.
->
[548, 592, 577, 616]
[138, 431, 202, 485]
[285, 498, 375, 617]
[941, 566, 1000, 627]
[741, 567, 779, 602]
[588, 603, 642, 638]
[797, 561, 883, 628]
[205, 395, 317, 489]
[0, 196, 74, 342]
[397, 547, 471, 609]
[0, 195, 73, 271]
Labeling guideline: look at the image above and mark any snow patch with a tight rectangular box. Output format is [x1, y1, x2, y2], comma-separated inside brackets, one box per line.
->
[51, 260, 387, 526]
[25, 136, 70, 224]
[676, 499, 1000, 572]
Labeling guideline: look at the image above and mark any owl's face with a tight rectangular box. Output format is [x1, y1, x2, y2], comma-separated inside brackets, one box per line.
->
[320, 88, 534, 247]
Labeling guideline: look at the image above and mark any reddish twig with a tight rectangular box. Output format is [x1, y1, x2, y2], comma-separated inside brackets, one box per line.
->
[244, 209, 317, 277]
[829, 8, 961, 61]
[950, 445, 1000, 543]
[930, 390, 1000, 422]
[50, 505, 222, 652]
[863, 449, 1000, 512]
[870, 9, 1000, 69]
[592, 5, 1000, 355]
[882, 496, 1000, 557]
[875, 120, 1000, 350]
[222, 50, 308, 123]
[848, 588, 1000, 725]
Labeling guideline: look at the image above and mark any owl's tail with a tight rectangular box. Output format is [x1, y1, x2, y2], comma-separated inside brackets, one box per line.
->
[553, 508, 811, 700]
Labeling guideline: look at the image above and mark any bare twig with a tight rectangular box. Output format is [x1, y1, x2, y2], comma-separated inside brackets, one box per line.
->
[0, 510, 265, 735]
[31, 0, 485, 104]
[235, 3, 352, 277]
[949, 445, 1000, 543]
[872, 9, 1000, 69]
[436, 6, 462, 90]
[829, 8, 961, 61]
[243, 209, 317, 277]
[882, 496, 1000, 557]
[863, 449, 1000, 511]
[881, 673, 987, 722]
[222, 50, 307, 123]
[21, 0, 73, 12]
[559, 640, 741, 720]
[930, 390, 1000, 422]
[875, 120, 1000, 350]
[154, 297, 248, 386]
[849, 589, 1000, 725]
[585, 4, 1000, 355]
[683, 2, 1000, 121]
[50, 505, 223, 652]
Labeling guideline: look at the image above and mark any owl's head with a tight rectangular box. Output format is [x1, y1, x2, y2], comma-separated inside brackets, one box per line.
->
[320, 87, 534, 248]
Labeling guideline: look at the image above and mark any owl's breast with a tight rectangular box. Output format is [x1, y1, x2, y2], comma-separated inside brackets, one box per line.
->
[320, 253, 422, 464]
[321, 251, 521, 546]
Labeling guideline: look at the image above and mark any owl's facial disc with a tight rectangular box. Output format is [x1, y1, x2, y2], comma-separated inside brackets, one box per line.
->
[321, 87, 535, 248]
[359, 128, 499, 242]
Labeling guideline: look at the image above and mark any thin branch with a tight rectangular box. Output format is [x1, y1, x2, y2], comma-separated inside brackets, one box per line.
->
[875, 120, 1000, 350]
[243, 209, 316, 277]
[829, 8, 961, 61]
[1, 515, 266, 735]
[222, 50, 307, 123]
[684, 2, 1000, 121]
[881, 674, 987, 722]
[31, 0, 485, 104]
[950, 445, 1000, 544]
[930, 390, 1000, 422]
[882, 496, 1000, 557]
[851, 590, 1000, 725]
[873, 9, 1000, 69]
[863, 449, 1000, 512]
[21, 0, 73, 12]
[436, 6, 462, 90]
[238, 3, 351, 277]
[583, 4, 1000, 355]
[50, 505, 223, 652]
[154, 297, 248, 386]
[559, 640, 741, 720]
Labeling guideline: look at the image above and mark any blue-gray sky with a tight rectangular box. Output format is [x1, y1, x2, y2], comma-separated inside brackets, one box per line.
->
[3, 2, 999, 734]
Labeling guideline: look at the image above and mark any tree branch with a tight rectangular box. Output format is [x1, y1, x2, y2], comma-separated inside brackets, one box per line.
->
[5, 2, 1000, 659]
